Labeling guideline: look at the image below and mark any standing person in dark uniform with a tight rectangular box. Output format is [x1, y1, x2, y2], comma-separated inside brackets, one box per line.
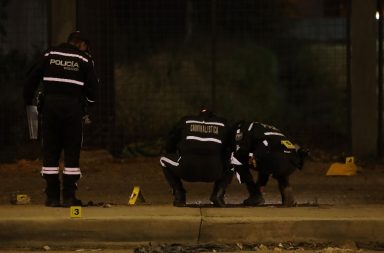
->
[231, 121, 308, 207]
[160, 108, 233, 207]
[23, 31, 98, 207]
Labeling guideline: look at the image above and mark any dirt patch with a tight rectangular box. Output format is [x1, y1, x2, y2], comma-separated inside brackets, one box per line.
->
[1, 149, 384, 206]
[133, 241, 384, 253]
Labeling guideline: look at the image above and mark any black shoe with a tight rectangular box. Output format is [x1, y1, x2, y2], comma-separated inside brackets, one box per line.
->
[173, 199, 186, 207]
[173, 190, 186, 207]
[243, 195, 265, 206]
[45, 199, 61, 207]
[282, 187, 296, 207]
[62, 197, 83, 207]
[210, 182, 228, 207]
[210, 195, 226, 207]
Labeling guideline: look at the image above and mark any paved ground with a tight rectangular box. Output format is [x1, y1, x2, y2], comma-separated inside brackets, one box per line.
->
[1, 150, 384, 252]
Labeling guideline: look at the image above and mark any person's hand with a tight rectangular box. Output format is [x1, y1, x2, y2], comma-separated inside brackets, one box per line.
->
[248, 156, 257, 168]
[82, 114, 92, 125]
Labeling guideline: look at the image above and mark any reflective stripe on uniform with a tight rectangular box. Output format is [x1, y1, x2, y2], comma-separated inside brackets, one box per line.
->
[186, 136, 222, 144]
[264, 132, 285, 137]
[185, 120, 225, 127]
[41, 167, 59, 175]
[230, 152, 243, 165]
[160, 156, 179, 167]
[43, 77, 84, 86]
[45, 51, 89, 62]
[86, 97, 95, 103]
[63, 167, 81, 175]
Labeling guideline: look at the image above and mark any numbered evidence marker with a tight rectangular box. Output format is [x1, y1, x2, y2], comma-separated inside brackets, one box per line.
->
[14, 194, 31, 205]
[326, 156, 357, 176]
[70, 206, 82, 218]
[345, 156, 355, 164]
[281, 140, 296, 149]
[128, 186, 146, 205]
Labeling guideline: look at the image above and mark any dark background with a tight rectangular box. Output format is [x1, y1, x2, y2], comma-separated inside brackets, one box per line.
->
[0, 0, 370, 162]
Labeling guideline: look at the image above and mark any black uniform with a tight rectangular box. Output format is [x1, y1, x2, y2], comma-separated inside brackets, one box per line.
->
[232, 121, 307, 206]
[23, 41, 98, 207]
[160, 110, 233, 207]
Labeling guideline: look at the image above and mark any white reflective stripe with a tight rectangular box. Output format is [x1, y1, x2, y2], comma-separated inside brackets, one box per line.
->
[236, 172, 242, 184]
[86, 97, 95, 103]
[230, 153, 243, 165]
[63, 167, 81, 175]
[186, 136, 222, 144]
[264, 132, 285, 137]
[47, 51, 88, 62]
[185, 120, 225, 127]
[248, 153, 253, 157]
[160, 156, 179, 167]
[43, 77, 84, 86]
[41, 167, 59, 175]
[248, 122, 254, 131]
[263, 140, 269, 146]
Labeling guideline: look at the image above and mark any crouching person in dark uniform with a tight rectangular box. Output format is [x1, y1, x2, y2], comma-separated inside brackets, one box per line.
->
[23, 31, 98, 207]
[160, 109, 233, 207]
[231, 121, 308, 207]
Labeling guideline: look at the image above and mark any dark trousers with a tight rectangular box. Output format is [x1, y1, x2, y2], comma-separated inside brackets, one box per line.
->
[160, 153, 233, 198]
[42, 96, 82, 170]
[41, 96, 83, 203]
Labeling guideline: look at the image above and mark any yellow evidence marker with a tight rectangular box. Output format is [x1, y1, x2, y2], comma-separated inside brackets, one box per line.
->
[281, 140, 296, 149]
[345, 156, 354, 164]
[10, 194, 31, 205]
[70, 206, 82, 218]
[16, 194, 31, 204]
[326, 156, 357, 176]
[128, 186, 146, 205]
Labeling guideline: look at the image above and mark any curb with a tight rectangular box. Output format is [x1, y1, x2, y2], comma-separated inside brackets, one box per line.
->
[0, 205, 383, 247]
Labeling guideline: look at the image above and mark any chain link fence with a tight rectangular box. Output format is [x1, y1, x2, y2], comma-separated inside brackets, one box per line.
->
[0, 0, 350, 162]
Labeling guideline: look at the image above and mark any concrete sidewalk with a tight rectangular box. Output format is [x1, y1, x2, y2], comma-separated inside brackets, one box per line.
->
[0, 204, 383, 248]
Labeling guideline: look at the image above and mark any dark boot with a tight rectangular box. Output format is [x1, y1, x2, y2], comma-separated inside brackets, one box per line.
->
[209, 183, 226, 207]
[43, 174, 61, 207]
[243, 182, 265, 206]
[210, 171, 233, 207]
[234, 165, 265, 206]
[278, 176, 296, 207]
[62, 174, 82, 207]
[281, 186, 296, 207]
[162, 168, 186, 207]
[173, 189, 186, 207]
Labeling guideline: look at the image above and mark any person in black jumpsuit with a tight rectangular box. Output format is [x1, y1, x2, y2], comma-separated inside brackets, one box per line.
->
[160, 109, 233, 207]
[231, 121, 308, 207]
[23, 31, 98, 207]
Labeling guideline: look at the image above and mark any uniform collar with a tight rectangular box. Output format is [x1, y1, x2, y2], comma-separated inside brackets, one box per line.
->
[59, 42, 80, 51]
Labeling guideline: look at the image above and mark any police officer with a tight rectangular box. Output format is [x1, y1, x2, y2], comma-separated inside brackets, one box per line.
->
[23, 31, 98, 207]
[160, 109, 233, 207]
[231, 121, 308, 207]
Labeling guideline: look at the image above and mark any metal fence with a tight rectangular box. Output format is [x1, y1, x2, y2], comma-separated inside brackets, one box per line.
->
[0, 0, 350, 162]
